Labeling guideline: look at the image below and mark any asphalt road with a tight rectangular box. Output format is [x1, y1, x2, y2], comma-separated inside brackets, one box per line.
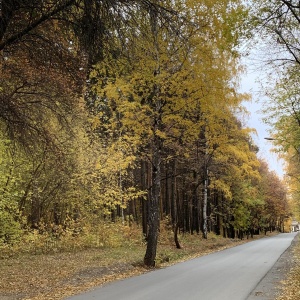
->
[67, 232, 297, 300]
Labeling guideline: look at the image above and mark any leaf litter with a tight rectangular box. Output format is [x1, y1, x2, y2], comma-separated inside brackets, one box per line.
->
[0, 233, 283, 300]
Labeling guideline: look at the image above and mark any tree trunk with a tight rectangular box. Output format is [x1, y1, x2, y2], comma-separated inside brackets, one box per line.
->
[141, 160, 148, 237]
[203, 175, 208, 239]
[144, 132, 162, 267]
[143, 4, 162, 267]
[171, 159, 177, 225]
[174, 222, 181, 249]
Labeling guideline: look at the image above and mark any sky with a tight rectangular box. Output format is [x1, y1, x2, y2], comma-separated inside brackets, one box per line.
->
[239, 58, 285, 178]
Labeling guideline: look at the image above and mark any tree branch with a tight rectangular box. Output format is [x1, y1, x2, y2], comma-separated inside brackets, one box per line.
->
[0, 0, 76, 51]
[274, 28, 300, 65]
[281, 0, 300, 25]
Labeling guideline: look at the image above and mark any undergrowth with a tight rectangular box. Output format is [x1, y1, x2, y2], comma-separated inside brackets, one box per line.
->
[0, 221, 274, 300]
[0, 221, 144, 259]
[0, 218, 241, 260]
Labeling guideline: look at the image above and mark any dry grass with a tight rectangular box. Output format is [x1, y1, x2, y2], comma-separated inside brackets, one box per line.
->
[0, 228, 276, 300]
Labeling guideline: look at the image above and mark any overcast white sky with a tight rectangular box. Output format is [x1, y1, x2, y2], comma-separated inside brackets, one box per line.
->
[239, 57, 285, 178]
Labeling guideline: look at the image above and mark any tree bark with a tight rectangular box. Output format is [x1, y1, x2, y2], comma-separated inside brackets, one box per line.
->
[141, 160, 148, 237]
[203, 175, 208, 239]
[143, 2, 162, 267]
[174, 222, 181, 249]
[144, 129, 162, 267]
[203, 146, 209, 239]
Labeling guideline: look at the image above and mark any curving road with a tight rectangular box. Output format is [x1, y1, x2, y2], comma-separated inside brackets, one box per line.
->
[67, 232, 297, 300]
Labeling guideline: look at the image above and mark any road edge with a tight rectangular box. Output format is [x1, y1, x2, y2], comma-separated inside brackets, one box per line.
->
[246, 233, 299, 300]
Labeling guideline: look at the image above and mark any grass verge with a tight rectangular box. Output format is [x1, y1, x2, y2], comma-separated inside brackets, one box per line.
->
[0, 229, 277, 300]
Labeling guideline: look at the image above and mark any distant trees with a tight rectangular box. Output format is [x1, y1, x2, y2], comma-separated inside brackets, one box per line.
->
[258, 160, 289, 233]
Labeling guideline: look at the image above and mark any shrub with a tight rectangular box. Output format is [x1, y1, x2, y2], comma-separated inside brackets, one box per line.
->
[0, 210, 22, 244]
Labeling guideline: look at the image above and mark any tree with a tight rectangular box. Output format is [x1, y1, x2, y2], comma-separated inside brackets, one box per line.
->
[249, 1, 300, 224]
[0, 0, 180, 239]
[258, 160, 289, 232]
[89, 0, 192, 266]
[0, 0, 178, 146]
[88, 0, 249, 264]
[0, 1, 85, 148]
[250, 0, 300, 66]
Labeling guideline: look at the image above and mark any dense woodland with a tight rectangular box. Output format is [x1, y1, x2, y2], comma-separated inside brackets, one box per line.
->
[0, 0, 298, 266]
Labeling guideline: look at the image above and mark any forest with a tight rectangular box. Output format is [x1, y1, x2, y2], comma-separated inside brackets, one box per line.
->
[0, 0, 298, 267]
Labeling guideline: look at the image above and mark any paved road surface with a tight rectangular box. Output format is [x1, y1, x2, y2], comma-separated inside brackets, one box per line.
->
[67, 233, 297, 300]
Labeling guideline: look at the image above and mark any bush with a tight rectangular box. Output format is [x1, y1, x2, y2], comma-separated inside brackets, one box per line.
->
[0, 210, 22, 243]
[0, 219, 143, 258]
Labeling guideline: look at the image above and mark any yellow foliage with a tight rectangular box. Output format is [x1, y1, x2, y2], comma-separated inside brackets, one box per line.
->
[212, 179, 233, 200]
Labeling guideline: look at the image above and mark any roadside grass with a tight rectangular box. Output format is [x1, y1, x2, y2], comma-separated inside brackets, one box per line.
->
[0, 224, 277, 300]
[277, 236, 300, 300]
